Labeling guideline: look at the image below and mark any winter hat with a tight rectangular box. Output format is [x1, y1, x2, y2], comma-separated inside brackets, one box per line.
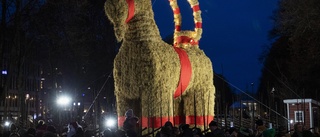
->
[164, 121, 173, 128]
[125, 109, 133, 118]
[179, 123, 190, 131]
[125, 109, 139, 121]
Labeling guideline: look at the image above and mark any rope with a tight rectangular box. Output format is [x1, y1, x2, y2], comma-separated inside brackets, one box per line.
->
[83, 71, 113, 118]
[214, 74, 289, 121]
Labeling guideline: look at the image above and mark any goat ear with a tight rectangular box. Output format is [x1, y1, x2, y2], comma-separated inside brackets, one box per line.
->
[104, 0, 128, 42]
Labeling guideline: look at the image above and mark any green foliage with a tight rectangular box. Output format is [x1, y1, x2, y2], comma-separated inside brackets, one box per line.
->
[259, 0, 320, 101]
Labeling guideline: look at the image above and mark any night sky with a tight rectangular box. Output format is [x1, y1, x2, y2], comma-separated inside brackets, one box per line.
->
[152, 0, 279, 94]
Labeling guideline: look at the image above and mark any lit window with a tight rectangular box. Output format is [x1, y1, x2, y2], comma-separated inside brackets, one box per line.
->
[294, 111, 304, 122]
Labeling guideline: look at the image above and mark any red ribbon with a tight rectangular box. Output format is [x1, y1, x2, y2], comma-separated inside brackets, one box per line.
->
[175, 25, 181, 31]
[195, 22, 202, 28]
[125, 0, 135, 23]
[118, 115, 214, 128]
[192, 5, 200, 12]
[118, 116, 126, 127]
[175, 36, 199, 46]
[173, 8, 180, 14]
[173, 47, 192, 98]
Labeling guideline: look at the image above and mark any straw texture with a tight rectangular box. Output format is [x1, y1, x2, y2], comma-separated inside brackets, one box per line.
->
[105, 0, 215, 132]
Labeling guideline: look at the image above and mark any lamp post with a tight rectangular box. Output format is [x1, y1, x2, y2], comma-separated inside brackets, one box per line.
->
[56, 95, 72, 131]
[251, 82, 255, 130]
[73, 102, 81, 120]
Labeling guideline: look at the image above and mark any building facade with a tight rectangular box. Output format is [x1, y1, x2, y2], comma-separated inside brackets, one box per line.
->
[283, 99, 320, 131]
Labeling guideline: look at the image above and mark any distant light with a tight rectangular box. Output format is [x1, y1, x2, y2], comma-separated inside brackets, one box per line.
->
[73, 102, 76, 106]
[26, 94, 30, 99]
[88, 87, 91, 90]
[290, 120, 294, 124]
[2, 70, 7, 75]
[230, 122, 234, 127]
[82, 93, 85, 97]
[105, 118, 116, 128]
[4, 121, 10, 127]
[57, 96, 71, 106]
[77, 102, 81, 106]
[34, 114, 37, 119]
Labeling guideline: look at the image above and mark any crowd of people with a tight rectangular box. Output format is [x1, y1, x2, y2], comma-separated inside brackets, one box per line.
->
[100, 115, 320, 137]
[1, 118, 320, 137]
[149, 120, 320, 137]
[0, 120, 94, 137]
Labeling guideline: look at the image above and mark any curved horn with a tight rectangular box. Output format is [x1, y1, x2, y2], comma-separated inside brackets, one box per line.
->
[169, 0, 182, 37]
[169, 0, 203, 48]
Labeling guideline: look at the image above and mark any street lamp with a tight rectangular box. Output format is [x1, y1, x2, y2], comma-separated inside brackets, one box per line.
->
[57, 96, 72, 106]
[72, 102, 81, 120]
[56, 95, 72, 131]
[4, 121, 10, 127]
[105, 118, 116, 128]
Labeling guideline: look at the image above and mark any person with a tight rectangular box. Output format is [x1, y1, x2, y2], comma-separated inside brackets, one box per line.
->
[262, 128, 275, 137]
[42, 125, 58, 137]
[67, 121, 81, 137]
[225, 129, 231, 137]
[72, 127, 85, 137]
[205, 121, 224, 137]
[123, 109, 139, 137]
[3, 123, 19, 137]
[228, 127, 238, 137]
[103, 129, 114, 137]
[114, 129, 127, 137]
[158, 126, 174, 137]
[291, 123, 303, 137]
[35, 121, 47, 137]
[193, 128, 204, 137]
[22, 128, 36, 137]
[156, 121, 174, 137]
[302, 129, 313, 137]
[173, 127, 181, 137]
[178, 123, 193, 137]
[255, 119, 266, 137]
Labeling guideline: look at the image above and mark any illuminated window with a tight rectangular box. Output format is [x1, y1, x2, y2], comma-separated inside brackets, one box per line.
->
[294, 111, 304, 122]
